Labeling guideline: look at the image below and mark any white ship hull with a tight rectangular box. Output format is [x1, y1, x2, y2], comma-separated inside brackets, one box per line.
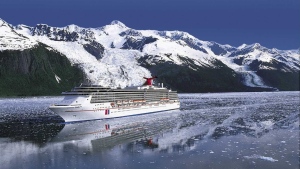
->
[49, 83, 180, 122]
[50, 102, 180, 122]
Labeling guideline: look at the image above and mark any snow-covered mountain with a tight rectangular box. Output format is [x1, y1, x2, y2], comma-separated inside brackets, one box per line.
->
[0, 19, 37, 50]
[0, 18, 299, 94]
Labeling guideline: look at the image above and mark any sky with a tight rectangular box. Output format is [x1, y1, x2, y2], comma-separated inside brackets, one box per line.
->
[0, 0, 299, 50]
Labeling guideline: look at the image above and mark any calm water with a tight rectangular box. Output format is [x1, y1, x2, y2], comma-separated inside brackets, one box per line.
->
[0, 92, 299, 169]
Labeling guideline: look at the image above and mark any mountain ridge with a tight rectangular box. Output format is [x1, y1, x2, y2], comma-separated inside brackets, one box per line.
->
[0, 18, 299, 95]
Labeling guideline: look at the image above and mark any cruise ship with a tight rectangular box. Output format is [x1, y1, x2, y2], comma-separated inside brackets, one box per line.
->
[49, 77, 180, 122]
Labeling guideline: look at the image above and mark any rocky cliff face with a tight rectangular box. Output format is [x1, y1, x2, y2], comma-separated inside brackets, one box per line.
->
[0, 44, 84, 96]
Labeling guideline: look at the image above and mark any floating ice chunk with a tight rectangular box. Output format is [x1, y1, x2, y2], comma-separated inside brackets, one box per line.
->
[260, 120, 274, 130]
[244, 154, 278, 162]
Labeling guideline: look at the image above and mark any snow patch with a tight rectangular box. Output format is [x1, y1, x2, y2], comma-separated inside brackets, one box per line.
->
[55, 74, 61, 83]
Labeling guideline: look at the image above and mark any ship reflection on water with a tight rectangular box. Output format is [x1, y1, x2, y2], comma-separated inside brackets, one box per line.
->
[0, 108, 206, 157]
[0, 112, 179, 151]
[52, 119, 169, 151]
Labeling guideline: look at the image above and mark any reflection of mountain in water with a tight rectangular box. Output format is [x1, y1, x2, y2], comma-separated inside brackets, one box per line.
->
[0, 122, 64, 144]
[0, 92, 298, 154]
[0, 109, 298, 152]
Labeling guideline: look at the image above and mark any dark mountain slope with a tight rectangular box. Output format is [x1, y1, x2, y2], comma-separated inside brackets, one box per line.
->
[138, 54, 255, 92]
[0, 44, 84, 96]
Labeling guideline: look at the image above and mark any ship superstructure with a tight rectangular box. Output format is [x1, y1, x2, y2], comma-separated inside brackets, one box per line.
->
[49, 77, 180, 122]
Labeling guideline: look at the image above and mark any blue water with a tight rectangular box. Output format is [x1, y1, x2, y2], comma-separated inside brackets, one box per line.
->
[0, 92, 299, 169]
